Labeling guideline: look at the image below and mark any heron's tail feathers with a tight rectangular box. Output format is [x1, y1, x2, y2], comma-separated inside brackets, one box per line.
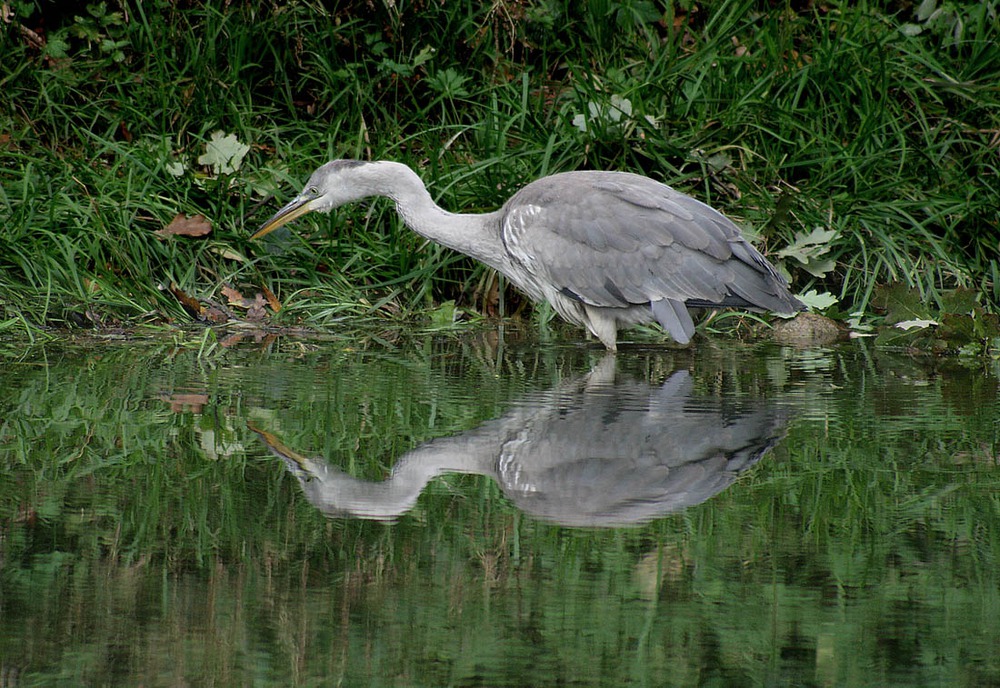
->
[651, 299, 696, 344]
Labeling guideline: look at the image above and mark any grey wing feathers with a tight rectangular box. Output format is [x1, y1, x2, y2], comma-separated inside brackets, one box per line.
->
[501, 171, 799, 320]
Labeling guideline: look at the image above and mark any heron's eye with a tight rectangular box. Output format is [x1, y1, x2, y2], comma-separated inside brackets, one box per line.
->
[307, 186, 319, 196]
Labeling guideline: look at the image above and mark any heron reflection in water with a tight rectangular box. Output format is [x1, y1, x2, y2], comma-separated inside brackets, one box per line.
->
[250, 357, 791, 527]
[252, 161, 804, 349]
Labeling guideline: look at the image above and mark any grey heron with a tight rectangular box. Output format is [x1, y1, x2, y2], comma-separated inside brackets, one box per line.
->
[252, 160, 804, 350]
[251, 357, 791, 526]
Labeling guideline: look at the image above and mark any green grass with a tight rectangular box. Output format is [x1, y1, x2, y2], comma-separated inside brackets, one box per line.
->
[1, 0, 998, 339]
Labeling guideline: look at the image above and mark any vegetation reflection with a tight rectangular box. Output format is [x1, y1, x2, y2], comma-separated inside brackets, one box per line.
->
[0, 340, 998, 685]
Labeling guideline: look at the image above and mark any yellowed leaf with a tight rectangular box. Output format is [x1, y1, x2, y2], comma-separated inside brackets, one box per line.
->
[221, 284, 248, 307]
[158, 213, 212, 237]
[262, 285, 281, 313]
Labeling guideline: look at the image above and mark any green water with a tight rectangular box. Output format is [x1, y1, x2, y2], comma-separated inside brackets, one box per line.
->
[1, 335, 998, 686]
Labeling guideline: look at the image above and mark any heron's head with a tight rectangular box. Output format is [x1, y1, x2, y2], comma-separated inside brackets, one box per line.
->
[251, 160, 371, 240]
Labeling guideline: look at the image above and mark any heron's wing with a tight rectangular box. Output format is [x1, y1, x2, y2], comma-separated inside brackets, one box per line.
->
[500, 172, 798, 315]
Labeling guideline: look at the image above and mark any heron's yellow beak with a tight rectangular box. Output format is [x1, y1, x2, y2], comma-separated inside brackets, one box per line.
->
[250, 195, 316, 240]
[247, 421, 311, 471]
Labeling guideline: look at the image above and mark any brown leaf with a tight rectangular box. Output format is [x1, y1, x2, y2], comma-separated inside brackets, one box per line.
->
[246, 294, 268, 322]
[158, 213, 212, 237]
[169, 283, 203, 317]
[262, 284, 282, 312]
[221, 284, 249, 308]
[202, 306, 229, 324]
[221, 285, 278, 321]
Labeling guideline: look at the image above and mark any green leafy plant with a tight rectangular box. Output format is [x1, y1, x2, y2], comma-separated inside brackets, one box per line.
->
[41, 2, 129, 62]
[775, 228, 839, 280]
[425, 67, 471, 99]
[900, 0, 999, 46]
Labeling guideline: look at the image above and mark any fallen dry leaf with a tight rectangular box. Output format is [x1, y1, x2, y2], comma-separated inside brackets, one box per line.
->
[222, 284, 251, 308]
[203, 306, 229, 323]
[262, 284, 281, 312]
[246, 293, 268, 322]
[169, 283, 204, 318]
[158, 213, 212, 237]
[221, 284, 279, 321]
[211, 246, 247, 262]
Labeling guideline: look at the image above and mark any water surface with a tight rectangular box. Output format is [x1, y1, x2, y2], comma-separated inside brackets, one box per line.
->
[1, 335, 998, 686]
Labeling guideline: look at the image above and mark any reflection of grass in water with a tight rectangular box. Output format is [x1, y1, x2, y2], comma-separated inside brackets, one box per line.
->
[0, 342, 998, 684]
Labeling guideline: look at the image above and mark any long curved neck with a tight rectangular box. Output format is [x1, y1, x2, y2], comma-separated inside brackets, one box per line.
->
[373, 162, 510, 273]
[288, 435, 497, 521]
